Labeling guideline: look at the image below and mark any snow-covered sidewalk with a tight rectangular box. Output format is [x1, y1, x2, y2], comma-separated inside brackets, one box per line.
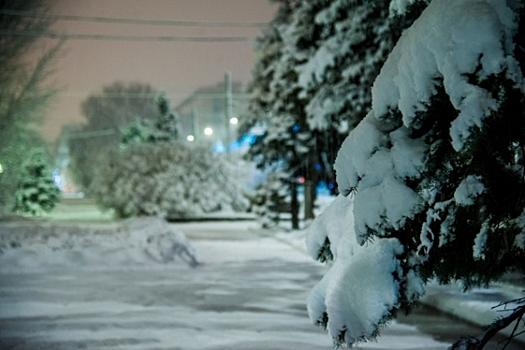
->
[421, 281, 525, 344]
[0, 219, 459, 349]
[0, 218, 522, 349]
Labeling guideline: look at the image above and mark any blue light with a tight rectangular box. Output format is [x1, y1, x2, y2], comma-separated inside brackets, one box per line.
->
[229, 140, 242, 151]
[242, 134, 257, 145]
[314, 163, 322, 171]
[292, 124, 300, 133]
[328, 183, 334, 190]
[52, 169, 63, 190]
[213, 142, 226, 153]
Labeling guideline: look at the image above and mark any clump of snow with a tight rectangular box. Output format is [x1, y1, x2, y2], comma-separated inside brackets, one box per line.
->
[389, 0, 421, 15]
[306, 196, 422, 344]
[0, 217, 199, 273]
[454, 175, 485, 206]
[372, 0, 520, 151]
[297, 45, 336, 97]
[334, 114, 424, 244]
[473, 220, 489, 260]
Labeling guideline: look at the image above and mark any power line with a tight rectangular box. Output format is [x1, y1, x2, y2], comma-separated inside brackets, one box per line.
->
[0, 30, 254, 42]
[57, 91, 251, 99]
[0, 10, 269, 28]
[63, 129, 115, 139]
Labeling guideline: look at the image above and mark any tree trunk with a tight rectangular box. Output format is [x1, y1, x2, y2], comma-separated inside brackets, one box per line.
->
[304, 180, 315, 220]
[291, 181, 299, 229]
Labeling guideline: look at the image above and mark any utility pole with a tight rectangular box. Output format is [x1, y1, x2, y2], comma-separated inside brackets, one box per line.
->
[192, 107, 199, 142]
[225, 71, 233, 154]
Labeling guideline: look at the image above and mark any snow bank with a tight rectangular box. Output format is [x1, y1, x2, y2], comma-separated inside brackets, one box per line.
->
[0, 217, 199, 273]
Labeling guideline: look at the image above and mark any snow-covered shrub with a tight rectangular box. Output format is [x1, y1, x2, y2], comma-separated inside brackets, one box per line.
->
[307, 0, 525, 347]
[12, 149, 60, 216]
[92, 141, 249, 219]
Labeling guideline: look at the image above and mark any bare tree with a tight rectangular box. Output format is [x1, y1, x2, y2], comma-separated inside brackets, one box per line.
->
[67, 82, 159, 191]
[0, 0, 62, 208]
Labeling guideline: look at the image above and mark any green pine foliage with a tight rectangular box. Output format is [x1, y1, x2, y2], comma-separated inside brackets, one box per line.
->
[305, 1, 525, 348]
[413, 72, 525, 288]
[242, 0, 429, 226]
[13, 149, 60, 216]
[121, 94, 180, 146]
[249, 168, 291, 228]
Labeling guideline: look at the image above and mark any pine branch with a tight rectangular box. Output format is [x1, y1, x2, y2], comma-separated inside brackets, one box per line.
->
[449, 302, 525, 350]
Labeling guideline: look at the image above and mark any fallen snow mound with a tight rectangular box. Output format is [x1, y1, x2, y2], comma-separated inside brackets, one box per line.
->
[0, 217, 199, 274]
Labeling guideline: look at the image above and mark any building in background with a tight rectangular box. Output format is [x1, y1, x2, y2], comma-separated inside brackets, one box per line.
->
[175, 79, 248, 152]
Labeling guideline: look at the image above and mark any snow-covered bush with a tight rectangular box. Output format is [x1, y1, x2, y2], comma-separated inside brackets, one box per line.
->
[307, 0, 525, 347]
[12, 149, 60, 216]
[92, 142, 249, 219]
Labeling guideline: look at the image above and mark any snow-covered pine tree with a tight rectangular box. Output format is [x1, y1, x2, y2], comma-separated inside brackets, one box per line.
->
[241, 0, 303, 228]
[121, 94, 180, 145]
[244, 0, 429, 227]
[240, 0, 299, 139]
[13, 149, 60, 216]
[306, 0, 525, 347]
[297, 0, 429, 132]
[249, 167, 290, 228]
[153, 94, 180, 141]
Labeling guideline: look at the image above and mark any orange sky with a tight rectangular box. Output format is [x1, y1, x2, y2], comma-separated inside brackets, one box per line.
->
[40, 0, 277, 143]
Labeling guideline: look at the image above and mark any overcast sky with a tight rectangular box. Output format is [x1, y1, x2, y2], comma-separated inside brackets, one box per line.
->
[41, 0, 277, 142]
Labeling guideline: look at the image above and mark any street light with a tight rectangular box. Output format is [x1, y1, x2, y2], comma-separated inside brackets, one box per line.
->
[230, 117, 238, 125]
[187, 135, 195, 142]
[204, 127, 213, 136]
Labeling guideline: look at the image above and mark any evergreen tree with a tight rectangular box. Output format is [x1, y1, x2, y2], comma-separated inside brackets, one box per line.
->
[306, 0, 525, 348]
[13, 149, 60, 216]
[297, 0, 429, 131]
[121, 94, 180, 145]
[243, 0, 341, 228]
[249, 167, 290, 228]
[243, 0, 428, 227]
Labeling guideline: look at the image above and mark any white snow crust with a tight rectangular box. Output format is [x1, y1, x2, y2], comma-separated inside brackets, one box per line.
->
[0, 217, 199, 273]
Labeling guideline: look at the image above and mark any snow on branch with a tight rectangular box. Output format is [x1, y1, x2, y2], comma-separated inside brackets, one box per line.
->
[307, 0, 525, 347]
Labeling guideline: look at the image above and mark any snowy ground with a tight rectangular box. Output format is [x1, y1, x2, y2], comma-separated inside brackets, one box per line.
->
[0, 216, 521, 349]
